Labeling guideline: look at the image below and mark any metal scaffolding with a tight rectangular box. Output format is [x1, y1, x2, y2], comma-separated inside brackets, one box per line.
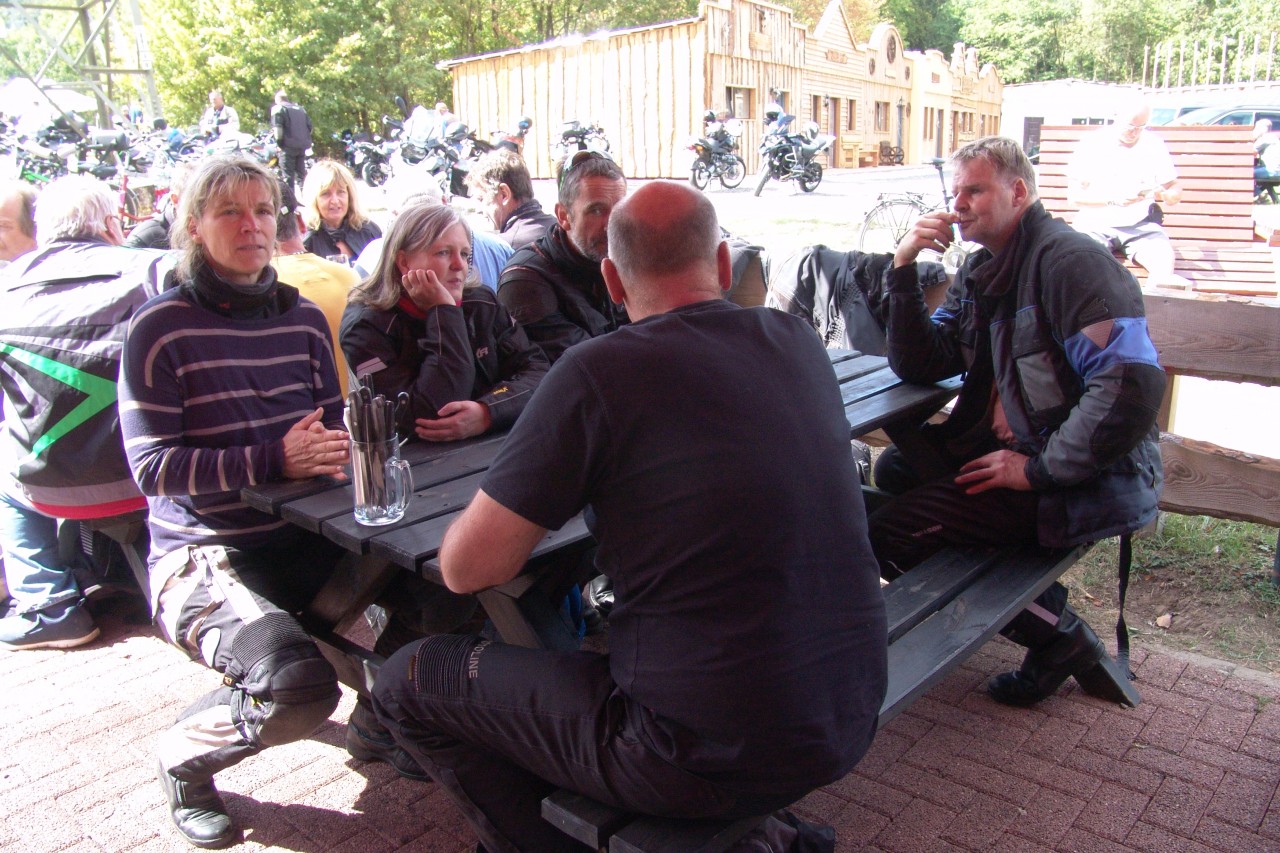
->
[1, 0, 161, 129]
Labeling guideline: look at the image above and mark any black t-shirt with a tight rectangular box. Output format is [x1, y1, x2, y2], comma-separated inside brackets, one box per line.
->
[481, 299, 887, 795]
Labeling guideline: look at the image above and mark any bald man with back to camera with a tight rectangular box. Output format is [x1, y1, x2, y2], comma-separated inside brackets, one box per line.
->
[369, 181, 887, 852]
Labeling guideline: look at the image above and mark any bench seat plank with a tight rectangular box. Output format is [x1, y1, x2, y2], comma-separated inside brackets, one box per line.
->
[542, 790, 634, 849]
[878, 543, 1088, 725]
[610, 814, 767, 853]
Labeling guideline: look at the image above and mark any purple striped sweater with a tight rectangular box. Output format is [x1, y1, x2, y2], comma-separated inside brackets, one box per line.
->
[118, 286, 344, 558]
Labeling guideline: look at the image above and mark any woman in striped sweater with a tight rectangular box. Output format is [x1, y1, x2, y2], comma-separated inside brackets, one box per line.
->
[119, 157, 351, 849]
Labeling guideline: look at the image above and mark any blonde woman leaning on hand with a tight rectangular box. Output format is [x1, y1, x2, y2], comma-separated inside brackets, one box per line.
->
[340, 202, 548, 442]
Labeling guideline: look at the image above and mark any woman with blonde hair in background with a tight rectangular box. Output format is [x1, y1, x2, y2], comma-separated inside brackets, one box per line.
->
[301, 159, 381, 262]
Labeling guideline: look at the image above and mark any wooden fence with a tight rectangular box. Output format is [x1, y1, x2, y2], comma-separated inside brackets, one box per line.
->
[1145, 291, 1280, 528]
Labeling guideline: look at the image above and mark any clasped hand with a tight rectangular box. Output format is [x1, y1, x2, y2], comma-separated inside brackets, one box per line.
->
[282, 407, 350, 480]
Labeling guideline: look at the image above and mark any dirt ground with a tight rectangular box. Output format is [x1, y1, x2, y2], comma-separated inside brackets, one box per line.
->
[1062, 519, 1280, 676]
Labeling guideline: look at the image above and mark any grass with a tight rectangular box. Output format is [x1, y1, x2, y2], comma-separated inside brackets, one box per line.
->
[1063, 513, 1280, 674]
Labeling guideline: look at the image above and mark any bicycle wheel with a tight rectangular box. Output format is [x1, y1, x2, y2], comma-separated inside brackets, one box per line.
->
[859, 197, 930, 254]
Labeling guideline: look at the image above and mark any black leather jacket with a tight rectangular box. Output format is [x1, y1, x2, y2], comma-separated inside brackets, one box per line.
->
[498, 199, 557, 250]
[304, 220, 381, 260]
[497, 224, 627, 364]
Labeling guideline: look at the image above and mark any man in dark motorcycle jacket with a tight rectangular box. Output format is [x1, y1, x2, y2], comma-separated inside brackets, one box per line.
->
[271, 90, 313, 191]
[868, 137, 1164, 709]
[496, 151, 628, 364]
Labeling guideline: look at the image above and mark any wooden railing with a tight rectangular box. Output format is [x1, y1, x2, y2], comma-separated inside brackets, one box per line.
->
[1145, 291, 1280, 527]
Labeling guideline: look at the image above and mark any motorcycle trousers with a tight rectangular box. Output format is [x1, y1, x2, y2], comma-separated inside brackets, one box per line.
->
[153, 537, 341, 783]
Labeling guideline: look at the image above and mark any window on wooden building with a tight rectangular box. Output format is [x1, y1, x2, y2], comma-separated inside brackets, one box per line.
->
[846, 99, 857, 131]
[727, 87, 752, 119]
[875, 101, 890, 132]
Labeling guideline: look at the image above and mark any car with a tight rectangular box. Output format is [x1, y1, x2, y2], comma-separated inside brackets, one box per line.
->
[1149, 104, 1209, 125]
[1168, 104, 1280, 128]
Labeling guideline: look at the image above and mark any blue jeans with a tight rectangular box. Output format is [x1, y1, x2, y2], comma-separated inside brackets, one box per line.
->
[0, 491, 80, 615]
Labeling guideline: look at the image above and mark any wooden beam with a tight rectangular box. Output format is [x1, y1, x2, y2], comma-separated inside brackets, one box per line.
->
[1144, 292, 1280, 385]
[1159, 433, 1280, 525]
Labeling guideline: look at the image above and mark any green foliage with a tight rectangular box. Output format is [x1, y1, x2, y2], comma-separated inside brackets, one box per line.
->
[139, 0, 701, 153]
[879, 0, 961, 51]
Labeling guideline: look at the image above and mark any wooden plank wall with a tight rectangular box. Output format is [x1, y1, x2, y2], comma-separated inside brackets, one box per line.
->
[1144, 292, 1280, 527]
[452, 21, 708, 179]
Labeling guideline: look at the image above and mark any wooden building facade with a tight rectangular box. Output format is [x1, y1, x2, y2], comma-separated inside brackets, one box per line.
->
[441, 0, 1002, 178]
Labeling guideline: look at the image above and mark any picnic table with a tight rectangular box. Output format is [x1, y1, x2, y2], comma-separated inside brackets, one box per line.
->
[240, 348, 960, 693]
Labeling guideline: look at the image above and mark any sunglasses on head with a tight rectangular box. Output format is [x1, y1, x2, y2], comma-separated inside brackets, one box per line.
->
[559, 150, 612, 188]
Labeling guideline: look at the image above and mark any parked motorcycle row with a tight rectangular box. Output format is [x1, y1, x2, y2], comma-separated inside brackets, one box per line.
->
[5, 97, 841, 229]
[2, 109, 319, 227]
[335, 98, 536, 199]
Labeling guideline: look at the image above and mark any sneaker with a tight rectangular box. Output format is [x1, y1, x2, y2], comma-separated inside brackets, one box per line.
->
[0, 603, 99, 650]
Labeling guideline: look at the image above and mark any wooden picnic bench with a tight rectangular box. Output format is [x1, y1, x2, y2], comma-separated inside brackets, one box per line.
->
[1036, 124, 1278, 297]
[541, 537, 1102, 852]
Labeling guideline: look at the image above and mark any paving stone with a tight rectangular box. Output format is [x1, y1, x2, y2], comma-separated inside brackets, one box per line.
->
[1140, 776, 1214, 836]
[1006, 786, 1086, 847]
[1055, 826, 1144, 853]
[939, 791, 1023, 849]
[853, 729, 913, 778]
[1204, 770, 1278, 832]
[823, 771, 914, 818]
[878, 762, 977, 811]
[1123, 820, 1219, 853]
[1062, 746, 1166, 793]
[867, 797, 965, 853]
[1182, 738, 1280, 783]
[1023, 716, 1090, 759]
[1123, 743, 1226, 789]
[1075, 781, 1151, 843]
[1192, 813, 1280, 851]
[1079, 711, 1145, 759]
[1138, 705, 1203, 752]
[831, 800, 891, 846]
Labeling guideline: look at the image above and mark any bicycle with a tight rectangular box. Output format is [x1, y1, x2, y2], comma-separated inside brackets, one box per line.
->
[858, 157, 972, 270]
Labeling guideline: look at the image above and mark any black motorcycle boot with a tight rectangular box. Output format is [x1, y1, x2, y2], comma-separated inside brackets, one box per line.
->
[157, 760, 237, 849]
[345, 696, 431, 782]
[988, 606, 1137, 707]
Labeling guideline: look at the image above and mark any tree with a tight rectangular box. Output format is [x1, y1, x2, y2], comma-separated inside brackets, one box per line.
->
[879, 0, 961, 52]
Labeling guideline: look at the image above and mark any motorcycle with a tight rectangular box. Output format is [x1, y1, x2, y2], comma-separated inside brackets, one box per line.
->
[753, 115, 833, 196]
[245, 129, 280, 176]
[551, 119, 611, 164]
[336, 129, 393, 187]
[491, 116, 532, 156]
[688, 111, 745, 190]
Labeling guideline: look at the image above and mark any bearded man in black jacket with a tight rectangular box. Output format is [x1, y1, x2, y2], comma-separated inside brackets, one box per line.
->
[496, 151, 627, 364]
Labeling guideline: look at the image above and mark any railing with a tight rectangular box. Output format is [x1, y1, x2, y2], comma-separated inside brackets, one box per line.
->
[1143, 291, 1280, 578]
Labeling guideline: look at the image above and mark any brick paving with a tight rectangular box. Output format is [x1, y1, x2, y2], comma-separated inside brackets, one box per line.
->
[2, 602, 1278, 853]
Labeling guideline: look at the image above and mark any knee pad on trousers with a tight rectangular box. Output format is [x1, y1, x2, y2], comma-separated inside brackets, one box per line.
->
[224, 612, 340, 748]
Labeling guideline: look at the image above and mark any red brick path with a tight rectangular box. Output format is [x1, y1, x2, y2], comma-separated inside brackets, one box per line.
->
[2, 608, 1277, 852]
